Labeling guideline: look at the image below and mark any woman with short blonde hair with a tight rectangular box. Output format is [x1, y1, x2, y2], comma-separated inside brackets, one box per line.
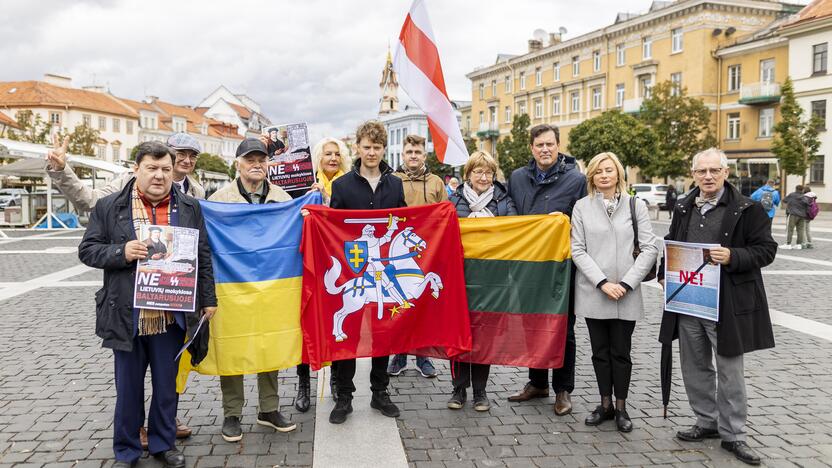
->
[311, 137, 351, 204]
[463, 151, 499, 183]
[585, 152, 628, 195]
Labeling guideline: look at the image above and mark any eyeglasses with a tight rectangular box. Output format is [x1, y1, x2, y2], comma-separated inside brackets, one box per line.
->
[175, 151, 198, 161]
[692, 167, 725, 177]
[470, 169, 494, 179]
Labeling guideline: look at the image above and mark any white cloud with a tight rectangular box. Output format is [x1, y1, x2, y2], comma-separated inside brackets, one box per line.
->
[0, 0, 808, 143]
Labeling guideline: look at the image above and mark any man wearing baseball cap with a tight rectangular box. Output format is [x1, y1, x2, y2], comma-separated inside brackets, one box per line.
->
[46, 132, 206, 213]
[208, 137, 297, 442]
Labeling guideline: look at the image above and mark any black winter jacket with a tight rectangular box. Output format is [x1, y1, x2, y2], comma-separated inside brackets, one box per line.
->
[658, 183, 776, 357]
[449, 181, 518, 217]
[330, 159, 407, 210]
[78, 179, 217, 362]
[507, 155, 587, 216]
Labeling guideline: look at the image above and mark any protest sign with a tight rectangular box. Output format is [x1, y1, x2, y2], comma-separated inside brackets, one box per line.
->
[263, 122, 315, 192]
[663, 240, 720, 321]
[133, 225, 199, 312]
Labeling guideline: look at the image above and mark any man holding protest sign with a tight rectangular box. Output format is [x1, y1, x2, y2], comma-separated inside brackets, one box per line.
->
[208, 137, 297, 442]
[658, 148, 776, 466]
[78, 141, 216, 468]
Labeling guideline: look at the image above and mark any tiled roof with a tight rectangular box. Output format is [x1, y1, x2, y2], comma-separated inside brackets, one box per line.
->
[784, 0, 832, 28]
[0, 111, 19, 128]
[121, 98, 244, 138]
[227, 102, 252, 120]
[0, 81, 138, 118]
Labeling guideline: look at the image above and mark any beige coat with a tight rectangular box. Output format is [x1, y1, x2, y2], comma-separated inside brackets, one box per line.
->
[570, 193, 659, 321]
[208, 179, 291, 204]
[393, 170, 447, 206]
[48, 164, 205, 212]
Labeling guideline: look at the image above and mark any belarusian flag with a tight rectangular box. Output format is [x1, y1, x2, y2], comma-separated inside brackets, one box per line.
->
[457, 215, 572, 368]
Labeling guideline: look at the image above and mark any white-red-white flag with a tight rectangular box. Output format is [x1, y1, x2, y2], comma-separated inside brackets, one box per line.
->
[393, 0, 468, 166]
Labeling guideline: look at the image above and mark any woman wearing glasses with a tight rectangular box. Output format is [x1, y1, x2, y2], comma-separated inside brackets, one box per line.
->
[446, 151, 517, 411]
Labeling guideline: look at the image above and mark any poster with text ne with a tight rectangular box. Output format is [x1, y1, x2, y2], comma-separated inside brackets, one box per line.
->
[133, 225, 199, 312]
[663, 240, 720, 321]
[263, 122, 315, 192]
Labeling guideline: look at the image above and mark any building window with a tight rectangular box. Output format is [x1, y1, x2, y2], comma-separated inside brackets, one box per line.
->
[615, 84, 625, 107]
[671, 28, 683, 53]
[97, 144, 106, 159]
[553, 62, 560, 81]
[813, 43, 828, 75]
[810, 156, 825, 183]
[572, 56, 580, 76]
[98, 116, 106, 131]
[479, 83, 484, 99]
[640, 76, 653, 99]
[491, 80, 497, 96]
[112, 118, 120, 132]
[592, 87, 602, 109]
[571, 91, 580, 113]
[760, 59, 775, 85]
[82, 114, 92, 127]
[642, 36, 652, 59]
[478, 111, 484, 125]
[616, 44, 625, 66]
[535, 67, 542, 86]
[518, 101, 527, 115]
[812, 100, 827, 129]
[505, 75, 512, 92]
[520, 72, 526, 90]
[126, 120, 133, 134]
[505, 106, 512, 123]
[552, 95, 561, 115]
[727, 113, 740, 140]
[490, 106, 497, 123]
[49, 112, 61, 126]
[593, 50, 601, 72]
[534, 99, 543, 118]
[112, 145, 120, 160]
[759, 108, 774, 137]
[728, 65, 741, 92]
[670, 72, 682, 96]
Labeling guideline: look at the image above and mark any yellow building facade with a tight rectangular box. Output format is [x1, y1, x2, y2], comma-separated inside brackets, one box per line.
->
[466, 0, 802, 189]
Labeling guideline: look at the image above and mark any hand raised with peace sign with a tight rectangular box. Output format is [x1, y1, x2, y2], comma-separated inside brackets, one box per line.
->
[46, 133, 70, 171]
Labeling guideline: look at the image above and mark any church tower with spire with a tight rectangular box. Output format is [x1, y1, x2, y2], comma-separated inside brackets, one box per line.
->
[379, 47, 399, 115]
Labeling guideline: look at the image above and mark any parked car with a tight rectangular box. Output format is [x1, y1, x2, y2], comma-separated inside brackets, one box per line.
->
[631, 183, 669, 209]
[0, 188, 26, 208]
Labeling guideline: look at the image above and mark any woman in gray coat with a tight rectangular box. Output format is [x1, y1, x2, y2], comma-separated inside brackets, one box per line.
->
[571, 152, 658, 432]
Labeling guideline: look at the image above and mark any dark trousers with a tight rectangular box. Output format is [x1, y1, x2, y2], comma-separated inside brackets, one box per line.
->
[451, 362, 490, 392]
[529, 310, 576, 393]
[113, 325, 184, 462]
[297, 363, 309, 379]
[585, 318, 635, 400]
[333, 356, 389, 399]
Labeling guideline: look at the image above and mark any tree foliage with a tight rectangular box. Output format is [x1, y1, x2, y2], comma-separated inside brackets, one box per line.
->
[425, 151, 455, 179]
[638, 81, 716, 179]
[772, 78, 823, 185]
[195, 153, 230, 174]
[58, 124, 100, 157]
[567, 110, 657, 169]
[495, 113, 531, 177]
[7, 110, 52, 144]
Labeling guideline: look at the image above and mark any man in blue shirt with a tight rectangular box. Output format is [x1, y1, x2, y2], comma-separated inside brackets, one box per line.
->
[749, 179, 780, 221]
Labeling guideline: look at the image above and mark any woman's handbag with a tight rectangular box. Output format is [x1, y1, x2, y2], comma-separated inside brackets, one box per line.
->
[630, 197, 657, 282]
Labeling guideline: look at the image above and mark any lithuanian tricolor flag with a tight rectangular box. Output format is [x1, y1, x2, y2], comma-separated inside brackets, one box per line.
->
[457, 214, 572, 368]
[176, 192, 321, 392]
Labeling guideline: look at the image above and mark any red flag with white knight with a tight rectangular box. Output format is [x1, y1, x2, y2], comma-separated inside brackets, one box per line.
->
[300, 202, 471, 370]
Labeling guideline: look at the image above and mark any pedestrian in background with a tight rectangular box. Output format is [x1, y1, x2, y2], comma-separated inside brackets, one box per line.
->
[782, 185, 808, 249]
[803, 186, 820, 249]
[570, 152, 658, 432]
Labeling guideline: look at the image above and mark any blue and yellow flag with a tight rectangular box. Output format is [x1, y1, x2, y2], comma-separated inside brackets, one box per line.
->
[177, 191, 321, 392]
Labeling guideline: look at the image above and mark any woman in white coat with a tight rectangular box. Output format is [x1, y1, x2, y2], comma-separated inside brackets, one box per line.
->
[571, 152, 658, 432]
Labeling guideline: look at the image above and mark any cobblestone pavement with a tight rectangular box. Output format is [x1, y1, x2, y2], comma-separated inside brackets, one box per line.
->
[1, 223, 831, 468]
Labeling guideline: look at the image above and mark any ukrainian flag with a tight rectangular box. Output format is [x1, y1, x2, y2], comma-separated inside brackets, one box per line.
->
[177, 191, 321, 392]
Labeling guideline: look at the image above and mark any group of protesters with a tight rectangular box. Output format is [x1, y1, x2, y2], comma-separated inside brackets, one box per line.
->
[47, 117, 776, 467]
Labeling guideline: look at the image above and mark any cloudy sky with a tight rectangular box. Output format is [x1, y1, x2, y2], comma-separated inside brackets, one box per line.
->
[0, 0, 805, 141]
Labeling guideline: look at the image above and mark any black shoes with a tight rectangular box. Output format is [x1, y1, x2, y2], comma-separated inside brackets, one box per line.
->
[584, 404, 615, 426]
[721, 441, 761, 465]
[295, 378, 311, 413]
[152, 449, 185, 468]
[257, 411, 297, 432]
[112, 462, 136, 468]
[447, 388, 466, 409]
[472, 390, 490, 412]
[329, 398, 353, 424]
[676, 425, 720, 442]
[370, 391, 401, 418]
[221, 416, 242, 442]
[615, 409, 633, 432]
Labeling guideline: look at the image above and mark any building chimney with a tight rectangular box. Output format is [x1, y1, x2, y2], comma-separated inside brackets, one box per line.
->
[43, 73, 72, 88]
[549, 33, 561, 45]
[145, 96, 159, 104]
[82, 85, 107, 93]
[528, 39, 543, 53]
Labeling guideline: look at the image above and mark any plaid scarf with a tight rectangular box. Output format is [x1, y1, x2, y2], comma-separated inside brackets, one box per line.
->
[131, 185, 175, 336]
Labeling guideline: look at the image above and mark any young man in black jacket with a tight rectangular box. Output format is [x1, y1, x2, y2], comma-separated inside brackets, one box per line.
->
[328, 120, 407, 424]
[78, 142, 217, 468]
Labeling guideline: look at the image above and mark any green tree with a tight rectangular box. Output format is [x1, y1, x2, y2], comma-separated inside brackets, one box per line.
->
[495, 113, 531, 177]
[567, 110, 657, 170]
[7, 110, 52, 144]
[424, 151, 455, 179]
[638, 81, 716, 179]
[195, 153, 230, 174]
[772, 78, 823, 188]
[228, 161, 236, 179]
[58, 124, 100, 157]
[130, 146, 139, 161]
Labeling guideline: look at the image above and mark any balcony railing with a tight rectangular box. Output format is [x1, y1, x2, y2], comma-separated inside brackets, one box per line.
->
[622, 98, 644, 114]
[739, 82, 781, 105]
[476, 122, 500, 138]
